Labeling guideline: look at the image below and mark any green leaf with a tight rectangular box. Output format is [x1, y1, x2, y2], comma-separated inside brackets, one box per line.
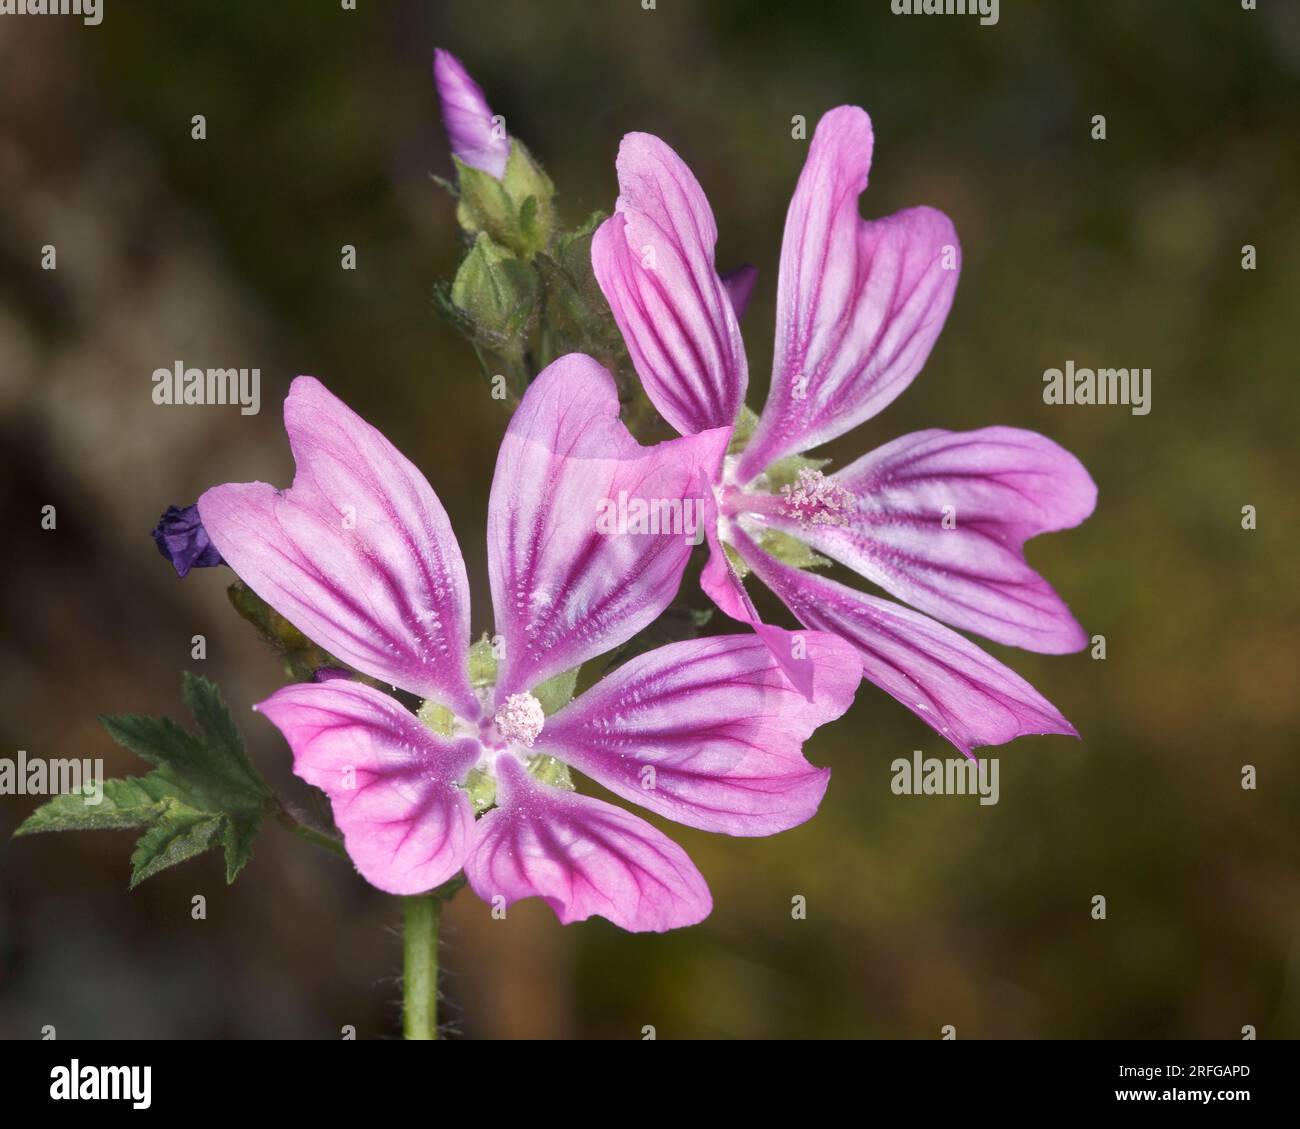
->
[180, 673, 269, 798]
[95, 712, 201, 771]
[221, 817, 259, 884]
[14, 675, 271, 888]
[14, 777, 167, 836]
[129, 807, 225, 889]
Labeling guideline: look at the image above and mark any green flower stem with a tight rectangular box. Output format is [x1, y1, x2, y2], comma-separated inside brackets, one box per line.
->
[402, 878, 465, 1040]
[403, 894, 441, 1040]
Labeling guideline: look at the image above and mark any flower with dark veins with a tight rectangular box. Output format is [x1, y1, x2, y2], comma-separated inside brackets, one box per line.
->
[196, 360, 859, 931]
[592, 107, 1098, 758]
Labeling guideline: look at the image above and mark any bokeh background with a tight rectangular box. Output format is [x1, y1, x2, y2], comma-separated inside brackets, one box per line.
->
[2, 0, 1298, 1039]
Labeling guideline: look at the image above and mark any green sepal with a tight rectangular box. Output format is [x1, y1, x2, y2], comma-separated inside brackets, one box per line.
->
[462, 765, 497, 814]
[430, 172, 459, 198]
[535, 213, 618, 351]
[759, 528, 832, 570]
[534, 212, 659, 431]
[501, 141, 555, 242]
[417, 698, 455, 738]
[227, 581, 342, 682]
[728, 404, 760, 455]
[532, 666, 580, 716]
[526, 754, 573, 791]
[468, 634, 500, 688]
[454, 157, 517, 250]
[763, 454, 831, 492]
[454, 141, 555, 258]
[450, 232, 539, 359]
[722, 541, 751, 579]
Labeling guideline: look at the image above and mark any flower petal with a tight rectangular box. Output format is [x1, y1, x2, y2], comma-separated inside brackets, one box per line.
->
[256, 680, 480, 895]
[488, 354, 729, 700]
[686, 481, 816, 702]
[198, 376, 477, 717]
[737, 107, 960, 482]
[764, 428, 1096, 653]
[465, 756, 711, 932]
[698, 485, 819, 699]
[538, 633, 857, 836]
[433, 48, 509, 178]
[734, 529, 1077, 757]
[591, 131, 748, 434]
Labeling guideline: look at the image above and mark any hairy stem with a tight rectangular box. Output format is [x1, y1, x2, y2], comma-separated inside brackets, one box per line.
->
[403, 894, 441, 1040]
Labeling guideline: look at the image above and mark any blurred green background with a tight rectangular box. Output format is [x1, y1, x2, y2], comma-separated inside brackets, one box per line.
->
[1, 0, 1297, 1039]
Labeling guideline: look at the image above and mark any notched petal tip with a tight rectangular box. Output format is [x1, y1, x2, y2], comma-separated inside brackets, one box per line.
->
[465, 758, 712, 932]
[812, 104, 875, 176]
[198, 376, 477, 714]
[537, 632, 856, 838]
[594, 132, 748, 435]
[738, 112, 960, 479]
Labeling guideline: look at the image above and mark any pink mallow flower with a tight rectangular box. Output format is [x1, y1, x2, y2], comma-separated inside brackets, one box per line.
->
[591, 106, 1097, 758]
[197, 357, 858, 931]
[433, 48, 510, 178]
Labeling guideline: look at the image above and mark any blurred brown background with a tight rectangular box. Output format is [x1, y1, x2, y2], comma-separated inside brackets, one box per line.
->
[1, 0, 1297, 1039]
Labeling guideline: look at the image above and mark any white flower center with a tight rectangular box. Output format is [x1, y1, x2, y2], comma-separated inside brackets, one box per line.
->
[493, 692, 545, 748]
